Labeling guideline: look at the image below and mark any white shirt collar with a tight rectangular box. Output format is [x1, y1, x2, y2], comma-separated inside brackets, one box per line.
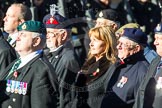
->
[50, 45, 63, 52]
[9, 32, 18, 45]
[18, 50, 42, 69]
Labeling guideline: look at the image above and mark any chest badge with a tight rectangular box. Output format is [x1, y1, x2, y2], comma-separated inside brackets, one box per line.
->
[156, 77, 162, 89]
[117, 76, 128, 88]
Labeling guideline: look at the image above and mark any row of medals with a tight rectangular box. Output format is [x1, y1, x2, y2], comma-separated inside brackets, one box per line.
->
[6, 80, 27, 95]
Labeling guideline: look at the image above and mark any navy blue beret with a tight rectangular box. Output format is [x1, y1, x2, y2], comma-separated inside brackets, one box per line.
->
[43, 13, 70, 29]
[154, 23, 162, 34]
[122, 28, 148, 46]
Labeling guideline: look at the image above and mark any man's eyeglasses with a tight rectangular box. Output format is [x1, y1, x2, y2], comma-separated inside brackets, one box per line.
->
[46, 30, 65, 38]
[117, 41, 131, 48]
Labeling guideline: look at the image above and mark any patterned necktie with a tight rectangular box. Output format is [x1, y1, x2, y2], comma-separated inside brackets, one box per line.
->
[5, 59, 21, 79]
[7, 36, 12, 43]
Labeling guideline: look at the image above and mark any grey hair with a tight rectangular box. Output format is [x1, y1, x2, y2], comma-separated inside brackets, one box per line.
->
[32, 32, 46, 48]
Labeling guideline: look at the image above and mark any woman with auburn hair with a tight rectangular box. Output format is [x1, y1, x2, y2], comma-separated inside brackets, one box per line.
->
[73, 26, 117, 108]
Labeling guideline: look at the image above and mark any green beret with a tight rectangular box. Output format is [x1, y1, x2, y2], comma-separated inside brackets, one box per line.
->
[17, 21, 46, 34]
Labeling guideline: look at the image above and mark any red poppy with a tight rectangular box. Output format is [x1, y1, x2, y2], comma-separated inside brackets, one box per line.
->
[90, 68, 100, 77]
[92, 71, 98, 76]
[13, 71, 18, 78]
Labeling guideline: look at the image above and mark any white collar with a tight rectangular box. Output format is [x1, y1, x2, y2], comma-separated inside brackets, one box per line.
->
[50, 45, 63, 52]
[18, 50, 42, 69]
[9, 32, 18, 45]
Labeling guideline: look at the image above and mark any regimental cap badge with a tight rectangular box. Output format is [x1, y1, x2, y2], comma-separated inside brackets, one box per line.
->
[46, 17, 59, 25]
[22, 23, 27, 30]
[156, 24, 161, 32]
[45, 4, 60, 25]
[50, 4, 60, 17]
[99, 11, 104, 18]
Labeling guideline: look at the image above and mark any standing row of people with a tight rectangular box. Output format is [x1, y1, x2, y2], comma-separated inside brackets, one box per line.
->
[0, 2, 162, 108]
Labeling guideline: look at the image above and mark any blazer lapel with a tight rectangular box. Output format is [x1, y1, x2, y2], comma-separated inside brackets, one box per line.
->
[5, 54, 42, 96]
[18, 53, 42, 81]
[0, 59, 18, 80]
[103, 63, 117, 90]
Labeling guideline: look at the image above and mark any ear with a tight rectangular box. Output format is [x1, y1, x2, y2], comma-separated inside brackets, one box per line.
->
[32, 37, 41, 47]
[18, 19, 25, 25]
[134, 45, 141, 53]
[112, 23, 118, 31]
[61, 30, 68, 41]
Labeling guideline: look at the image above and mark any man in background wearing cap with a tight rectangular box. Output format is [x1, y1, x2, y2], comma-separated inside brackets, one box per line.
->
[133, 23, 162, 108]
[43, 12, 80, 108]
[95, 9, 120, 30]
[3, 3, 32, 47]
[83, 9, 121, 64]
[0, 21, 59, 108]
[115, 23, 158, 64]
[101, 28, 149, 108]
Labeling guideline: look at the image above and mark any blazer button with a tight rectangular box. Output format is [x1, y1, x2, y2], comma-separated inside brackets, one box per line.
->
[13, 98, 16, 102]
[8, 105, 12, 108]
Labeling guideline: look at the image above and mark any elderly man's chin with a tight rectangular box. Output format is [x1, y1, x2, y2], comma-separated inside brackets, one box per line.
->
[156, 50, 162, 57]
[15, 46, 21, 53]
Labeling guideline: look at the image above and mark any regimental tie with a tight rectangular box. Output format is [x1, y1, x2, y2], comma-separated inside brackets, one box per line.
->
[7, 36, 12, 43]
[5, 59, 21, 79]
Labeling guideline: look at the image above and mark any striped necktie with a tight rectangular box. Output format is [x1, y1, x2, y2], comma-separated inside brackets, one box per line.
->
[7, 36, 12, 43]
[5, 59, 21, 79]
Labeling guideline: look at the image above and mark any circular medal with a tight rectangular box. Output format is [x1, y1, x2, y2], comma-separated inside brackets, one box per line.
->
[15, 89, 18, 94]
[11, 88, 14, 93]
[117, 82, 121, 87]
[22, 90, 26, 95]
[6, 87, 11, 92]
[18, 89, 22, 94]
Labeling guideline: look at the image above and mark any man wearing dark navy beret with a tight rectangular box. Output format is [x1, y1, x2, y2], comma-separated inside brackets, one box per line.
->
[43, 9, 80, 108]
[134, 23, 162, 108]
[101, 28, 149, 108]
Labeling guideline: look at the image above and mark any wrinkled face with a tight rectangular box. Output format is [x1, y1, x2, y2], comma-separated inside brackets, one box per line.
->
[117, 37, 137, 60]
[154, 34, 162, 57]
[15, 31, 35, 56]
[3, 5, 21, 34]
[89, 35, 106, 58]
[46, 28, 65, 50]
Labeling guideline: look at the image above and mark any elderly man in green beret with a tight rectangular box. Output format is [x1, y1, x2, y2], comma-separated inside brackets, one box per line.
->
[0, 20, 59, 108]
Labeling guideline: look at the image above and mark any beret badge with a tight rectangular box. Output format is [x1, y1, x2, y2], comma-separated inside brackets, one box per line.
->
[156, 24, 161, 32]
[99, 11, 103, 18]
[46, 17, 59, 25]
[22, 23, 27, 30]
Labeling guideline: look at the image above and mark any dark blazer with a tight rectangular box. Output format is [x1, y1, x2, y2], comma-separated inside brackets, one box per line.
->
[0, 52, 59, 108]
[133, 55, 162, 108]
[0, 33, 17, 75]
[101, 51, 149, 108]
[47, 45, 80, 108]
[74, 56, 112, 108]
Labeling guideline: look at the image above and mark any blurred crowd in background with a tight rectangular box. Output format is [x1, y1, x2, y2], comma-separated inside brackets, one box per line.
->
[0, 0, 162, 52]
